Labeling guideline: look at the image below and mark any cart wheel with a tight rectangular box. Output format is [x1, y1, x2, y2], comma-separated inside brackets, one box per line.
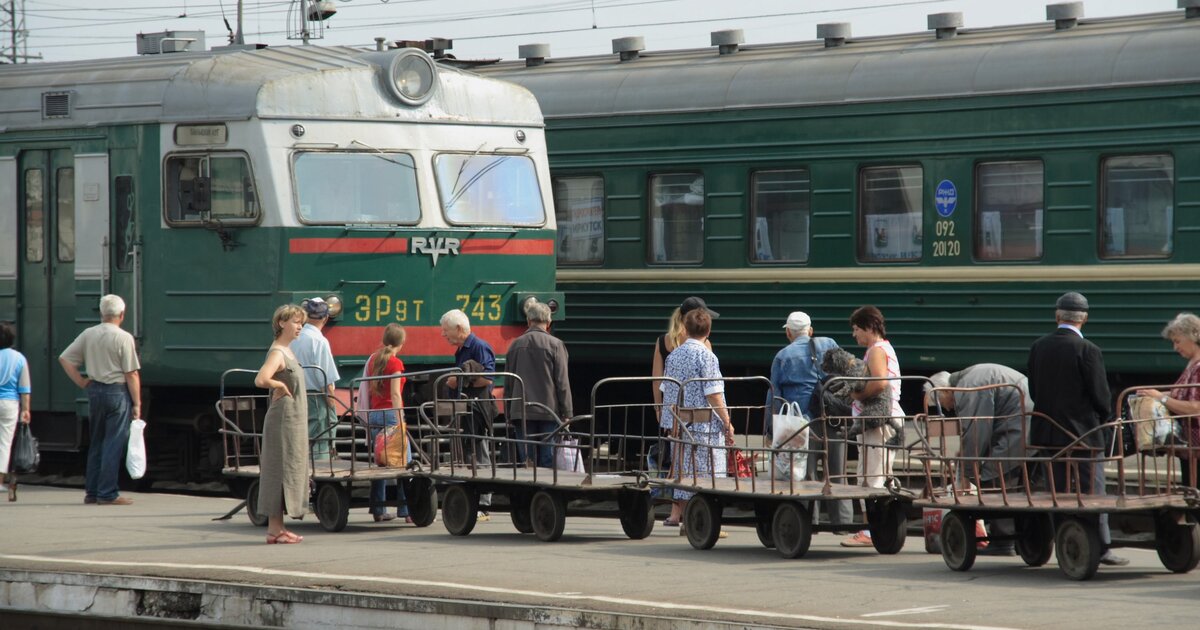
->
[755, 503, 775, 549]
[1155, 513, 1200, 574]
[245, 479, 268, 527]
[684, 494, 722, 550]
[315, 483, 350, 533]
[530, 490, 567, 542]
[441, 484, 478, 537]
[510, 493, 534, 534]
[1055, 516, 1101, 581]
[618, 491, 655, 540]
[771, 502, 813, 559]
[1015, 514, 1054, 567]
[940, 511, 977, 572]
[404, 478, 438, 528]
[867, 498, 907, 555]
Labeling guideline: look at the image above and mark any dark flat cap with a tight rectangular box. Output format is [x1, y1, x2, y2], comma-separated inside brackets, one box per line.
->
[680, 296, 719, 318]
[1055, 291, 1089, 312]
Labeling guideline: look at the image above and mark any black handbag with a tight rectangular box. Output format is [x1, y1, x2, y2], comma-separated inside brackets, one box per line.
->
[11, 422, 39, 473]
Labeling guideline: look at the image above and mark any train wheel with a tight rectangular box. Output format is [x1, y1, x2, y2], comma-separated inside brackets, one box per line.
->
[771, 502, 812, 559]
[530, 490, 566, 542]
[684, 494, 722, 550]
[618, 491, 655, 540]
[1055, 517, 1101, 581]
[940, 511, 977, 572]
[245, 479, 267, 527]
[405, 478, 438, 528]
[441, 484, 478, 537]
[755, 503, 775, 549]
[1015, 514, 1054, 567]
[510, 493, 534, 534]
[867, 498, 908, 555]
[315, 483, 350, 533]
[1155, 513, 1200, 574]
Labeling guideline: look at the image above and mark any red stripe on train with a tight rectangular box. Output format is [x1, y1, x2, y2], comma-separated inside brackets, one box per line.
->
[325, 324, 526, 357]
[458, 239, 556, 255]
[289, 238, 409, 254]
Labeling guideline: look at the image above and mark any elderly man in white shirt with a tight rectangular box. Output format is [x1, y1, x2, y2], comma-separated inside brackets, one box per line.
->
[291, 298, 340, 460]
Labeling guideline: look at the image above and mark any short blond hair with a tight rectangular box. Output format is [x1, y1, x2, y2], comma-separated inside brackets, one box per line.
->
[272, 304, 305, 338]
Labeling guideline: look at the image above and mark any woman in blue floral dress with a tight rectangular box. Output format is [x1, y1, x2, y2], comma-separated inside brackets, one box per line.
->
[659, 309, 735, 525]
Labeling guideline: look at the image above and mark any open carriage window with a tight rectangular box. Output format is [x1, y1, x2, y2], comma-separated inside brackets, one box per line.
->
[164, 153, 259, 225]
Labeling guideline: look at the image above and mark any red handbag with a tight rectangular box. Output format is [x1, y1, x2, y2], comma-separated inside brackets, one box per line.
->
[727, 448, 754, 478]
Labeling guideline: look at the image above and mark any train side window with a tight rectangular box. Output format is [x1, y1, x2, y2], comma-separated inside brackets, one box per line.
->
[114, 176, 135, 271]
[750, 169, 810, 263]
[858, 166, 922, 262]
[1100, 154, 1174, 259]
[56, 167, 76, 262]
[648, 173, 704, 264]
[552, 176, 604, 265]
[164, 153, 259, 225]
[24, 168, 44, 263]
[975, 161, 1043, 261]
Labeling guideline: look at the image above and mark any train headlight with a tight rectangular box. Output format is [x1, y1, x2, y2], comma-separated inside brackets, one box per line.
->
[324, 295, 343, 319]
[547, 299, 560, 314]
[388, 49, 437, 106]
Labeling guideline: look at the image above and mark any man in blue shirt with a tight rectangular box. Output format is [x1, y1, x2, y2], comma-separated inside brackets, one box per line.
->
[441, 309, 496, 516]
[291, 298, 340, 460]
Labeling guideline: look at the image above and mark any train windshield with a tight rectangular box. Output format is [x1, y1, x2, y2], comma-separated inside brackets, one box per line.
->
[433, 153, 545, 226]
[294, 152, 420, 224]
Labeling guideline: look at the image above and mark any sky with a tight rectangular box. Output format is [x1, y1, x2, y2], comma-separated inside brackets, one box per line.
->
[14, 0, 1184, 63]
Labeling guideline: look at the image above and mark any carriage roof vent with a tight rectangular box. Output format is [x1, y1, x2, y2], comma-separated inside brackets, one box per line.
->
[1182, 0, 1200, 19]
[42, 92, 71, 119]
[928, 12, 963, 39]
[136, 30, 205, 54]
[1046, 2, 1083, 30]
[519, 43, 551, 67]
[711, 29, 744, 55]
[816, 23, 850, 48]
[374, 37, 388, 51]
[612, 36, 645, 61]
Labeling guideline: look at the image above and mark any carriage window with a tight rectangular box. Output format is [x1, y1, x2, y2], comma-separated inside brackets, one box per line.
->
[649, 173, 704, 264]
[114, 176, 135, 271]
[295, 152, 420, 224]
[751, 169, 810, 263]
[859, 166, 922, 262]
[434, 154, 545, 226]
[164, 153, 258, 224]
[976, 161, 1043, 261]
[1101, 155, 1174, 259]
[553, 176, 604, 265]
[25, 169, 44, 262]
[57, 167, 75, 262]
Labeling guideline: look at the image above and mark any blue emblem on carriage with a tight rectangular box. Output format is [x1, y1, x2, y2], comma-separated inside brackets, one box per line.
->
[411, 236, 460, 266]
[935, 180, 958, 218]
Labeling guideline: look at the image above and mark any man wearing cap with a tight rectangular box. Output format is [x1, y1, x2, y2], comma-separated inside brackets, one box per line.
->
[292, 298, 340, 460]
[1026, 291, 1127, 566]
[925, 364, 1031, 555]
[768, 311, 851, 524]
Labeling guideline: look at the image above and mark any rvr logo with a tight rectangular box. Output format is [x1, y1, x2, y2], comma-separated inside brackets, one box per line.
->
[411, 236, 460, 266]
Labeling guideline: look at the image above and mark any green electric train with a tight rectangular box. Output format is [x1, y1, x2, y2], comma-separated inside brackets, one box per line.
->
[0, 43, 561, 479]
[473, 6, 1200, 384]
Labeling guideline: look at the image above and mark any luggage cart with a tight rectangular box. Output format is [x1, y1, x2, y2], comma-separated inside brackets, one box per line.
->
[217, 366, 457, 532]
[914, 382, 1200, 581]
[652, 375, 928, 558]
[418, 372, 657, 542]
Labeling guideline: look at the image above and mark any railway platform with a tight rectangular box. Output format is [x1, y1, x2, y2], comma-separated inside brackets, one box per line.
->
[1, 485, 1197, 629]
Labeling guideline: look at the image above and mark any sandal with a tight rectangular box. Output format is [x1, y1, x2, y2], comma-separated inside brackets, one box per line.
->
[663, 518, 681, 527]
[7, 483, 15, 502]
[266, 531, 303, 544]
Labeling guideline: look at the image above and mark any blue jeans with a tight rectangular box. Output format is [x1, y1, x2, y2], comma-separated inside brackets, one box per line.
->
[525, 419, 557, 468]
[85, 382, 132, 501]
[367, 410, 412, 516]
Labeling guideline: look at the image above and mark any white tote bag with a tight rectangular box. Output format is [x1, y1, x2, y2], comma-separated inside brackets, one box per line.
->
[771, 401, 809, 480]
[126, 419, 147, 479]
[555, 437, 586, 473]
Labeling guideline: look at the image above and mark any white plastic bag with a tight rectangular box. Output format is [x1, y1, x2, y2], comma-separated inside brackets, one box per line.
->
[771, 401, 809, 480]
[126, 419, 147, 479]
[555, 437, 585, 473]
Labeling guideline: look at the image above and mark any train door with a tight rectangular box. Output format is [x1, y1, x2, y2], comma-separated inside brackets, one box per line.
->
[16, 149, 80, 421]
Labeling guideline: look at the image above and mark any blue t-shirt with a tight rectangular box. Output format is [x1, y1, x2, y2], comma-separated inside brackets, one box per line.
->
[769, 335, 839, 414]
[0, 348, 32, 401]
[454, 333, 496, 373]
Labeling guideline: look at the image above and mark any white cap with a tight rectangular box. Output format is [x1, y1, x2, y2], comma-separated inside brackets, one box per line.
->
[924, 371, 951, 394]
[783, 311, 812, 332]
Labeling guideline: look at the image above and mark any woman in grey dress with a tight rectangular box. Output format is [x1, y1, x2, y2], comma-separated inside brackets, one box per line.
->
[254, 304, 311, 544]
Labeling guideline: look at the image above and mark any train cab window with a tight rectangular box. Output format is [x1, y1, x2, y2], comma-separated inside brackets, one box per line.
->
[114, 176, 135, 271]
[750, 169, 810, 263]
[56, 167, 75, 262]
[859, 166, 922, 262]
[164, 154, 258, 225]
[434, 153, 545, 226]
[975, 161, 1043, 261]
[295, 152, 419, 224]
[1101, 154, 1174, 259]
[24, 169, 44, 262]
[552, 176, 604, 265]
[648, 173, 704, 264]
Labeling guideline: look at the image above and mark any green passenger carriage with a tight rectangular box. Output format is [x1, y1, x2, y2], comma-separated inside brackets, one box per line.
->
[0, 44, 561, 479]
[474, 7, 1200, 383]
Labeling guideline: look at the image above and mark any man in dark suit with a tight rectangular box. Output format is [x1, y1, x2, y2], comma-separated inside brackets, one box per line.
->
[1026, 291, 1127, 566]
